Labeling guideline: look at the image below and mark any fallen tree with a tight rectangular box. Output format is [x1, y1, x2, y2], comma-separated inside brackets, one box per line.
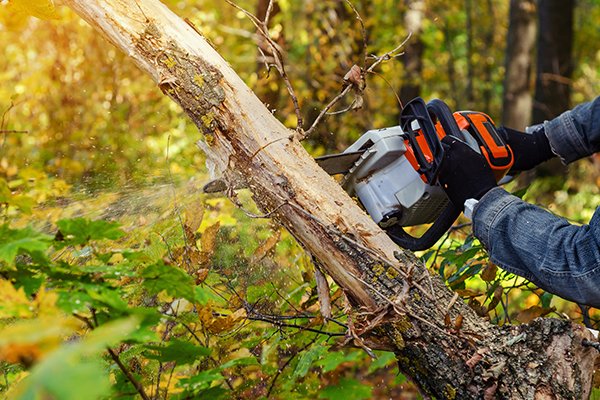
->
[61, 0, 598, 397]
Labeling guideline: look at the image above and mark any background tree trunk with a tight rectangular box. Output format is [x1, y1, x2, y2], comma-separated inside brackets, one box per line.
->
[62, 0, 599, 397]
[502, 0, 536, 130]
[532, 0, 574, 123]
[532, 0, 574, 177]
[399, 0, 425, 109]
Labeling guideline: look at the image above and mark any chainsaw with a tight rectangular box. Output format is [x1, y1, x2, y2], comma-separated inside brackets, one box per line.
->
[314, 97, 514, 251]
[203, 97, 514, 251]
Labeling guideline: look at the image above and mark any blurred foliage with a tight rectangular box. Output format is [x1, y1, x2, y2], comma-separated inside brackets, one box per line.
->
[0, 0, 599, 399]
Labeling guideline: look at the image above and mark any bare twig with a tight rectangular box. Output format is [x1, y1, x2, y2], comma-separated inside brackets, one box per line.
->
[266, 334, 320, 397]
[247, 313, 345, 337]
[302, 34, 411, 139]
[224, 0, 303, 132]
[263, 0, 276, 26]
[344, 0, 368, 70]
[108, 348, 151, 400]
[72, 313, 150, 400]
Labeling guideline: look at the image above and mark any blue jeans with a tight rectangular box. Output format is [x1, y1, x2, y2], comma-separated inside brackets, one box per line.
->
[472, 97, 600, 307]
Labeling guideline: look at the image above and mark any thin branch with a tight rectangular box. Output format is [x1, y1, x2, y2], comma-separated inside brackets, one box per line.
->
[0, 130, 28, 134]
[107, 348, 151, 400]
[266, 334, 320, 397]
[247, 313, 345, 337]
[224, 0, 303, 132]
[302, 34, 411, 139]
[344, 0, 368, 70]
[263, 0, 276, 26]
[73, 312, 150, 400]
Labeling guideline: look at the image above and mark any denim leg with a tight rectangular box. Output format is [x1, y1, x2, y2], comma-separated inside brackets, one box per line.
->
[473, 188, 600, 307]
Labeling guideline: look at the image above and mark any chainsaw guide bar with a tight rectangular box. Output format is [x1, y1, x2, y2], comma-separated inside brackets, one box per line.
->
[313, 150, 366, 175]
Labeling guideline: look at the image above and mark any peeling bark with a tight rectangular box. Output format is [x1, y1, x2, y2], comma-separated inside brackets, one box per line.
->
[62, 1, 599, 397]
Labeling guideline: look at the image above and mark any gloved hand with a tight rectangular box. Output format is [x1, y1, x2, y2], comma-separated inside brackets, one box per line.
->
[497, 125, 555, 173]
[438, 136, 497, 208]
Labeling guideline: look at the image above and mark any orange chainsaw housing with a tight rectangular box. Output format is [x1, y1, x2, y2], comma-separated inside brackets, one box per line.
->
[403, 111, 514, 183]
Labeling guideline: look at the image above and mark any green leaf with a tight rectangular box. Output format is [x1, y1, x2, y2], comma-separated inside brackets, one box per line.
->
[56, 290, 93, 314]
[84, 284, 128, 311]
[56, 218, 124, 246]
[178, 369, 224, 392]
[141, 262, 195, 301]
[294, 345, 327, 378]
[316, 350, 362, 373]
[540, 291, 554, 308]
[318, 378, 373, 400]
[367, 351, 396, 374]
[220, 356, 259, 370]
[82, 316, 142, 352]
[144, 340, 210, 365]
[0, 179, 34, 213]
[0, 225, 52, 264]
[194, 285, 220, 305]
[193, 386, 228, 400]
[512, 186, 530, 199]
[11, 316, 140, 400]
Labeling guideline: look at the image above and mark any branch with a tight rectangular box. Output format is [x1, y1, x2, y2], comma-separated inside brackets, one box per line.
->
[266, 334, 320, 397]
[301, 34, 411, 139]
[73, 313, 150, 400]
[224, 0, 303, 132]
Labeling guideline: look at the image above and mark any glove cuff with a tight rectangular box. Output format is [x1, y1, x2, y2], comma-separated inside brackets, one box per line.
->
[530, 125, 554, 164]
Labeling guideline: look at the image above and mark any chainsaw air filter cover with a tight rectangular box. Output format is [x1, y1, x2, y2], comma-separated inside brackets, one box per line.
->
[341, 126, 449, 228]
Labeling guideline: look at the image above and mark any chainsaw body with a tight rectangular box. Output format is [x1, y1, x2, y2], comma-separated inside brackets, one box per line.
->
[340, 126, 449, 228]
[317, 97, 514, 251]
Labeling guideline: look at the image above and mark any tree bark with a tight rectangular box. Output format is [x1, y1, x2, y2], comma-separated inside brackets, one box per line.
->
[61, 1, 598, 398]
[502, 0, 536, 130]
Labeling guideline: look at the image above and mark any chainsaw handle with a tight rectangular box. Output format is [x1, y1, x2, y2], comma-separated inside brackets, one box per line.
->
[384, 202, 462, 251]
[400, 98, 444, 183]
[426, 99, 466, 142]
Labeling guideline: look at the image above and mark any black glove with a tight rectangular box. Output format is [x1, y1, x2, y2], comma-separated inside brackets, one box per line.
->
[438, 136, 497, 208]
[497, 125, 555, 173]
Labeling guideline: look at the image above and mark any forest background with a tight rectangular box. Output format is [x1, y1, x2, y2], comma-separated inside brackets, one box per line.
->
[0, 0, 599, 399]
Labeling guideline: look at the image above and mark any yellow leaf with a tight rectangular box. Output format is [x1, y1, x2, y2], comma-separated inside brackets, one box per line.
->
[230, 308, 247, 323]
[0, 280, 33, 319]
[200, 222, 220, 257]
[515, 306, 555, 324]
[184, 202, 204, 234]
[0, 316, 82, 365]
[33, 287, 59, 316]
[480, 263, 498, 282]
[455, 289, 481, 298]
[10, 0, 59, 20]
[251, 230, 280, 264]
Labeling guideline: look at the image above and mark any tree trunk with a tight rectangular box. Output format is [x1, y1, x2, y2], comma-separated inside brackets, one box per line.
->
[502, 0, 536, 130]
[399, 0, 425, 108]
[465, 0, 474, 107]
[532, 0, 574, 178]
[61, 1, 598, 398]
[532, 0, 574, 124]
